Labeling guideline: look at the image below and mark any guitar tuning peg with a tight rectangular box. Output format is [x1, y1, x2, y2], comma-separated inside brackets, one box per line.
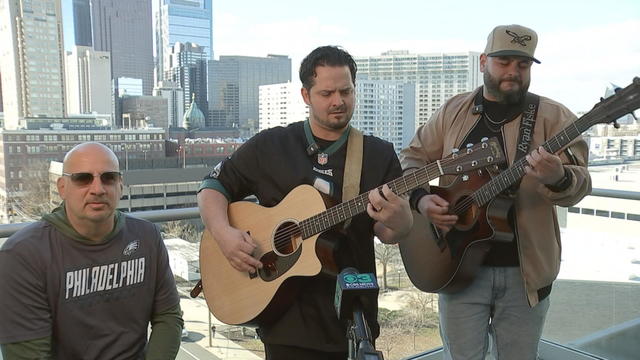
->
[481, 137, 489, 142]
[466, 143, 473, 148]
[451, 148, 459, 153]
[466, 143, 473, 154]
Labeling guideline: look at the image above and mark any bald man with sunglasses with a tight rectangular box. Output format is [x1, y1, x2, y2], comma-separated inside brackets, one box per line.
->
[0, 142, 183, 360]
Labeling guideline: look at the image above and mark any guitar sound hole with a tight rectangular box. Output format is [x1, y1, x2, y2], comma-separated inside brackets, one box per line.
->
[273, 221, 302, 256]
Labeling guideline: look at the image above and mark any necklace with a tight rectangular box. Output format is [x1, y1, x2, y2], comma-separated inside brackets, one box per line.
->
[483, 113, 506, 133]
[485, 112, 507, 125]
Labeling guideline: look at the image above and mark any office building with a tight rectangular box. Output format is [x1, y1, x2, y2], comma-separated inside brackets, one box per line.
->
[154, 81, 185, 128]
[259, 82, 308, 131]
[166, 42, 208, 118]
[22, 114, 111, 131]
[154, 0, 213, 83]
[350, 79, 416, 153]
[65, 46, 112, 116]
[113, 77, 144, 128]
[208, 55, 291, 135]
[72, 0, 92, 46]
[0, 0, 66, 129]
[91, 0, 154, 95]
[0, 128, 166, 222]
[121, 96, 169, 129]
[355, 51, 481, 127]
[588, 136, 640, 160]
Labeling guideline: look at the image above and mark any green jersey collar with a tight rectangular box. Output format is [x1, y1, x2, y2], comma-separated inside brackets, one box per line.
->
[303, 119, 351, 156]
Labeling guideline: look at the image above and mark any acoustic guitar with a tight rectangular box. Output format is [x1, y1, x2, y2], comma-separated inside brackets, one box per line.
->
[199, 138, 504, 325]
[400, 77, 640, 294]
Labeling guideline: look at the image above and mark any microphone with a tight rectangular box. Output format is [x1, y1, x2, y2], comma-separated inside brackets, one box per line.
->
[335, 267, 385, 359]
[334, 267, 379, 320]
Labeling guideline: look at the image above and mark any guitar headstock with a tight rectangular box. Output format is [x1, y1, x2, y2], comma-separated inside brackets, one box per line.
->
[439, 137, 505, 176]
[584, 77, 640, 128]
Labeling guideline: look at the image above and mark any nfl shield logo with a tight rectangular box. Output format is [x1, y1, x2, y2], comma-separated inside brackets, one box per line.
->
[317, 153, 328, 165]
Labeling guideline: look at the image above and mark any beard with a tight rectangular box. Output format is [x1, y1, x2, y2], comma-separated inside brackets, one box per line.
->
[484, 71, 530, 104]
[312, 104, 353, 131]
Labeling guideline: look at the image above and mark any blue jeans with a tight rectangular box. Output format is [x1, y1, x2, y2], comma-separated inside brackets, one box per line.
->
[438, 267, 550, 360]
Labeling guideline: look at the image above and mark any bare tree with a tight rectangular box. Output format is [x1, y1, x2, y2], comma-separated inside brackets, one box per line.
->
[404, 291, 439, 329]
[374, 242, 401, 291]
[12, 160, 57, 221]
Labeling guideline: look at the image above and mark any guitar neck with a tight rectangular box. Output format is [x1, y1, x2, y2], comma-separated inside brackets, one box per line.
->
[472, 115, 593, 208]
[299, 161, 444, 239]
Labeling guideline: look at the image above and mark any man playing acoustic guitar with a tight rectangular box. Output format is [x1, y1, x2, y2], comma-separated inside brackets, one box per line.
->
[401, 24, 592, 359]
[197, 46, 413, 359]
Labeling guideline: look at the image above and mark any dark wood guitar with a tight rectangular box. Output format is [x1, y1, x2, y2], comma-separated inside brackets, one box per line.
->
[400, 77, 640, 294]
[199, 138, 504, 326]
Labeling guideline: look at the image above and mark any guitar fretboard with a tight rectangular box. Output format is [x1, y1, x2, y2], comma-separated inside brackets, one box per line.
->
[471, 110, 618, 208]
[299, 161, 444, 239]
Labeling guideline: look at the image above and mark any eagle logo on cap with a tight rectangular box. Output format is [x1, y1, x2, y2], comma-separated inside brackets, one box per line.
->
[506, 30, 532, 47]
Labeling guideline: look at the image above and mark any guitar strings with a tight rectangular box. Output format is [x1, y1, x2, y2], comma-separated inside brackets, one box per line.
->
[271, 102, 616, 249]
[270, 155, 461, 248]
[447, 121, 586, 216]
[269, 154, 484, 249]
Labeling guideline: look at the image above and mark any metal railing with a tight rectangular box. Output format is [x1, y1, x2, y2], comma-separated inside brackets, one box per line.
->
[0, 188, 638, 238]
[1, 188, 638, 360]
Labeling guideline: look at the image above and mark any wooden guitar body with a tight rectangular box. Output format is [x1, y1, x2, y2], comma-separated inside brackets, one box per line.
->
[200, 185, 327, 326]
[400, 171, 515, 293]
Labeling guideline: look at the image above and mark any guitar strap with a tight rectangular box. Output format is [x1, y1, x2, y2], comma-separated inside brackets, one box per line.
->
[473, 88, 540, 192]
[341, 127, 363, 229]
[514, 93, 540, 163]
[511, 92, 540, 192]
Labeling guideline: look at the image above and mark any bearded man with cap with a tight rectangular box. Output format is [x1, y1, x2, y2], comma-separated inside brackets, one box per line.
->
[400, 24, 591, 359]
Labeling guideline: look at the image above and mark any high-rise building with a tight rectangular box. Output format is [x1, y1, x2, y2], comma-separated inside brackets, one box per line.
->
[208, 55, 291, 135]
[91, 0, 154, 95]
[154, 81, 184, 128]
[350, 79, 416, 153]
[65, 46, 112, 116]
[355, 50, 481, 127]
[154, 0, 213, 83]
[0, 0, 67, 130]
[72, 0, 92, 46]
[259, 82, 308, 131]
[166, 42, 208, 120]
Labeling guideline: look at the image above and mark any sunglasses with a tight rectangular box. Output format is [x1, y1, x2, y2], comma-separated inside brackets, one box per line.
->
[63, 171, 122, 186]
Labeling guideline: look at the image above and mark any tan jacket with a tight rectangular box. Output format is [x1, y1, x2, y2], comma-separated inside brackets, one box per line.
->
[400, 88, 592, 306]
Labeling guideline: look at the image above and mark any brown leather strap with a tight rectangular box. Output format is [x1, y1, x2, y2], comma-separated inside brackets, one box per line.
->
[342, 127, 363, 228]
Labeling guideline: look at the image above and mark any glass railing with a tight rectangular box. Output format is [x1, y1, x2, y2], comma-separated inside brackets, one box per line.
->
[1, 176, 638, 360]
[540, 162, 639, 360]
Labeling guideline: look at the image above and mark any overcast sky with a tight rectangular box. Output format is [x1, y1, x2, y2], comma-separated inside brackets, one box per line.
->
[62, 0, 640, 114]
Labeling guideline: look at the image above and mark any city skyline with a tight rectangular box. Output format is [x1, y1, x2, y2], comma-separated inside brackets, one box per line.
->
[208, 0, 640, 116]
[60, 0, 640, 114]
